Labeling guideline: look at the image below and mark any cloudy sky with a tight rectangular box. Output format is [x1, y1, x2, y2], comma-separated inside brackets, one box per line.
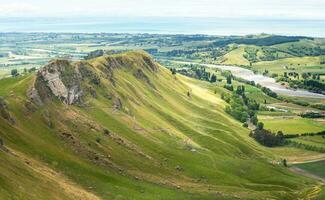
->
[0, 0, 324, 19]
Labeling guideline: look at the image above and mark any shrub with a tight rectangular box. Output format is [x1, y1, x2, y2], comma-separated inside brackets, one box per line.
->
[257, 122, 264, 130]
[11, 69, 19, 77]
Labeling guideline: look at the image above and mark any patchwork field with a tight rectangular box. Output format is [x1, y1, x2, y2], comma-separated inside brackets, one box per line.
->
[259, 116, 325, 134]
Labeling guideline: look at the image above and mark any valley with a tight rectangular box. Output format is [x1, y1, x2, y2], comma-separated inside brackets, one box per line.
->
[0, 33, 324, 199]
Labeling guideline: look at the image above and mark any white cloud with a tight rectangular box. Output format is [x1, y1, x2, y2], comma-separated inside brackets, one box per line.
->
[0, 0, 324, 19]
[0, 3, 40, 16]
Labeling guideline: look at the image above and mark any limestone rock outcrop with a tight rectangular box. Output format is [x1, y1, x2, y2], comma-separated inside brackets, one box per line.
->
[34, 60, 83, 105]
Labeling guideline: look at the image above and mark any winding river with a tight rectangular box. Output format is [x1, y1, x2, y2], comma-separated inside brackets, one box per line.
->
[176, 61, 325, 99]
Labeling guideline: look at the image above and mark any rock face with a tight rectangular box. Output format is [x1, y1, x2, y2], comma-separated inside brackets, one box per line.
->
[0, 97, 15, 125]
[35, 60, 83, 105]
[30, 51, 158, 106]
[27, 87, 43, 106]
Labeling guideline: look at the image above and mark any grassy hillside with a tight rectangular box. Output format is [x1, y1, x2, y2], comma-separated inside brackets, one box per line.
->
[0, 51, 323, 199]
[295, 160, 325, 179]
[220, 46, 250, 66]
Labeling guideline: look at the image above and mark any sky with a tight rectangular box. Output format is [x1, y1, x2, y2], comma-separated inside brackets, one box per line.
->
[0, 0, 325, 19]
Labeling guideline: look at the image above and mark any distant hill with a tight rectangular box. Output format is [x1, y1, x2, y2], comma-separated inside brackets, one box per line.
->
[213, 35, 311, 47]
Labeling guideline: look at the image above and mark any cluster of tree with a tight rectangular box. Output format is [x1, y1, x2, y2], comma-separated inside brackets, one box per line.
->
[259, 48, 281, 61]
[287, 78, 324, 94]
[222, 85, 260, 125]
[286, 45, 325, 57]
[27, 67, 37, 73]
[212, 35, 309, 47]
[177, 65, 218, 83]
[260, 86, 278, 98]
[243, 47, 258, 63]
[250, 129, 285, 147]
[11, 69, 19, 77]
[278, 131, 325, 139]
[210, 74, 217, 83]
[165, 49, 198, 57]
[223, 84, 234, 91]
[311, 104, 325, 111]
[231, 76, 280, 100]
[287, 99, 309, 107]
[300, 112, 325, 119]
[233, 76, 256, 86]
[224, 93, 249, 123]
[278, 71, 324, 93]
[282, 72, 321, 81]
[284, 130, 325, 139]
[192, 66, 210, 81]
[170, 68, 177, 75]
[84, 49, 104, 60]
[302, 79, 324, 94]
[300, 130, 325, 137]
[250, 127, 325, 148]
[286, 140, 325, 153]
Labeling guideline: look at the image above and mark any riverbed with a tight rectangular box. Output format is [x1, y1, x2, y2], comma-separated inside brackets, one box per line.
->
[176, 61, 325, 99]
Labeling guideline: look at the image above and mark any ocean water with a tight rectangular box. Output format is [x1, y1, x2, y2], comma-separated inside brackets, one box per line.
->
[0, 17, 325, 37]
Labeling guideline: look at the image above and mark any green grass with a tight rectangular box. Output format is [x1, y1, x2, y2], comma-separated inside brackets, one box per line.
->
[290, 136, 325, 149]
[253, 56, 325, 75]
[220, 46, 250, 66]
[295, 160, 325, 179]
[0, 51, 322, 199]
[259, 117, 325, 134]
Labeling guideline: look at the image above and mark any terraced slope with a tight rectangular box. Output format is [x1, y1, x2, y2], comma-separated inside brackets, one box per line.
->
[0, 51, 322, 199]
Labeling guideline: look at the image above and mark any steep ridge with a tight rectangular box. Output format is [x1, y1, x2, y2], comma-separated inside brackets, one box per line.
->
[0, 51, 321, 199]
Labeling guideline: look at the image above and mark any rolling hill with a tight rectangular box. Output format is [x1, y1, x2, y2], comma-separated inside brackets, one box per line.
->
[0, 51, 322, 199]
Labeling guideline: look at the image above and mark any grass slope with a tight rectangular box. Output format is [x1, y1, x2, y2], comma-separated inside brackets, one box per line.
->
[0, 51, 322, 199]
[295, 160, 325, 179]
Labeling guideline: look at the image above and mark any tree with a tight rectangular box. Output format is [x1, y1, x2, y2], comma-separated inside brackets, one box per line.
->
[226, 75, 232, 84]
[170, 68, 177, 75]
[282, 159, 287, 167]
[187, 91, 191, 97]
[11, 69, 18, 77]
[251, 115, 258, 125]
[210, 74, 217, 83]
[223, 84, 233, 91]
[257, 122, 264, 130]
[28, 67, 36, 73]
[236, 85, 245, 95]
[301, 72, 309, 79]
[312, 74, 317, 80]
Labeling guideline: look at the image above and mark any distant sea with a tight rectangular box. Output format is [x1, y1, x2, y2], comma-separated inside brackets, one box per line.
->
[1, 17, 325, 37]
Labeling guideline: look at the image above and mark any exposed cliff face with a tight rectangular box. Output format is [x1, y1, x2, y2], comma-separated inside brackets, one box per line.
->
[0, 97, 15, 125]
[30, 51, 158, 106]
[34, 60, 83, 105]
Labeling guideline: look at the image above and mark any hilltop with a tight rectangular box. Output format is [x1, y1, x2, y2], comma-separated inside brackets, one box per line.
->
[0, 51, 322, 199]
